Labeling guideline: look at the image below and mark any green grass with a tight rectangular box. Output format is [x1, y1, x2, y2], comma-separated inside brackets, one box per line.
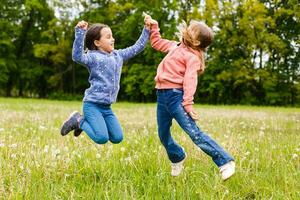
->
[0, 98, 299, 199]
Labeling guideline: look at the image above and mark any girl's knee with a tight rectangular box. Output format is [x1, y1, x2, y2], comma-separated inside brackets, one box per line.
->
[94, 134, 109, 144]
[109, 135, 123, 144]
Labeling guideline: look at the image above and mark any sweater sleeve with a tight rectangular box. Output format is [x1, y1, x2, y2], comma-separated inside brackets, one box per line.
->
[150, 23, 177, 53]
[182, 54, 201, 113]
[72, 27, 94, 66]
[117, 27, 150, 61]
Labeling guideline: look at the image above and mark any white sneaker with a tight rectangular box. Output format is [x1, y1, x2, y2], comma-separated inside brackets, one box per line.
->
[171, 154, 187, 176]
[219, 161, 235, 181]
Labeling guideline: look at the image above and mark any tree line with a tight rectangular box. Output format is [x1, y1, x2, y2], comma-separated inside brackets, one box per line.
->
[0, 0, 299, 105]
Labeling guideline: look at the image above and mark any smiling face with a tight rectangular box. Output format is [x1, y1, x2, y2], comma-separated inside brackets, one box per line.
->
[94, 27, 115, 53]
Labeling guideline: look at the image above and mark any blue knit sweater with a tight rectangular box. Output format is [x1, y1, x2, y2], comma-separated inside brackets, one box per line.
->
[72, 27, 150, 104]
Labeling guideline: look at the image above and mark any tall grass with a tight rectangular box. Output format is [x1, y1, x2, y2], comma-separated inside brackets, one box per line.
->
[0, 98, 299, 199]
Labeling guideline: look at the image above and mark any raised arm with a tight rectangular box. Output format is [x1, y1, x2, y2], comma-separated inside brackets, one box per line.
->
[150, 23, 177, 53]
[117, 27, 150, 61]
[72, 21, 94, 66]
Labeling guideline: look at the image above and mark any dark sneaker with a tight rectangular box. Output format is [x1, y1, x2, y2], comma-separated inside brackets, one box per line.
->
[60, 111, 81, 136]
[74, 128, 83, 137]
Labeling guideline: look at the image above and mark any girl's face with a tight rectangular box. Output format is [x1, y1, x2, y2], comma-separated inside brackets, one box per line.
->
[94, 27, 115, 53]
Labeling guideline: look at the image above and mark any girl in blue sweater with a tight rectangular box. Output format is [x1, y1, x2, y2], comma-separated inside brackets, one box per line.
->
[61, 20, 150, 144]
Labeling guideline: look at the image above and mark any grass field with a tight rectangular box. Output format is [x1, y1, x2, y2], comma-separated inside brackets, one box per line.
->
[0, 98, 299, 199]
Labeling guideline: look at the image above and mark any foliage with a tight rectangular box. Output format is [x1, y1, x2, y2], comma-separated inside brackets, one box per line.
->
[0, 0, 299, 105]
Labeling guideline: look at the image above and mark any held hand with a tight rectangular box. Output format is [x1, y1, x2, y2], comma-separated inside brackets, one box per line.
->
[143, 12, 158, 30]
[143, 12, 151, 30]
[76, 20, 88, 30]
[189, 111, 199, 121]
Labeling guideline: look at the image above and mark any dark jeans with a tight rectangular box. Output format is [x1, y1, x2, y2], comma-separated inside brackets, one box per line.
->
[157, 89, 234, 166]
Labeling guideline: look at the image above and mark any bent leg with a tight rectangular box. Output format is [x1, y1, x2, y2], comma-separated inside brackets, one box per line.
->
[80, 102, 109, 144]
[103, 108, 123, 144]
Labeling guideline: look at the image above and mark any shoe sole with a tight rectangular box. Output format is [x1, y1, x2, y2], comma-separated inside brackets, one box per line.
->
[222, 171, 235, 181]
[60, 111, 79, 136]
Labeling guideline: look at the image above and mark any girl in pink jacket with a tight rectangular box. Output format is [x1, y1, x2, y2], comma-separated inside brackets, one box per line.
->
[145, 14, 235, 180]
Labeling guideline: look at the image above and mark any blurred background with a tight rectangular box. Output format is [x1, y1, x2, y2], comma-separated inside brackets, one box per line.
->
[0, 0, 299, 106]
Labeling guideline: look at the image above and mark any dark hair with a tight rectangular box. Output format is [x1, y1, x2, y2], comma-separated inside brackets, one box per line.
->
[84, 23, 109, 50]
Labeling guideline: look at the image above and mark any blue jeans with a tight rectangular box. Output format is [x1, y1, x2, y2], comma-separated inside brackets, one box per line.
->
[79, 101, 123, 144]
[157, 89, 234, 166]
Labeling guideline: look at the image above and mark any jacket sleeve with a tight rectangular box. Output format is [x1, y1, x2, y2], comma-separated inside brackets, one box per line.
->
[182, 54, 201, 113]
[117, 27, 150, 61]
[150, 23, 177, 53]
[72, 27, 94, 66]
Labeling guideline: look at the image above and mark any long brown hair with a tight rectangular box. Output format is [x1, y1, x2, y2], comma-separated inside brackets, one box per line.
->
[84, 23, 109, 50]
[176, 20, 214, 74]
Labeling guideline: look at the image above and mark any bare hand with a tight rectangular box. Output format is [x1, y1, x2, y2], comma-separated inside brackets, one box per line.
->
[143, 12, 158, 30]
[189, 111, 199, 121]
[76, 20, 88, 30]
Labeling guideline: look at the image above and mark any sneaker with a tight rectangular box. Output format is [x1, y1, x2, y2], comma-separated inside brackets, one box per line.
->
[171, 154, 187, 176]
[60, 111, 81, 136]
[74, 128, 83, 137]
[219, 161, 235, 181]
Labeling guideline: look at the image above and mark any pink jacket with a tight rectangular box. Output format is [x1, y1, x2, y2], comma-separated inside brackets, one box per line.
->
[150, 23, 202, 113]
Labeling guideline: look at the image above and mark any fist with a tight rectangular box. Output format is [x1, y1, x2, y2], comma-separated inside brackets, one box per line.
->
[143, 12, 158, 30]
[189, 111, 199, 121]
[76, 20, 88, 30]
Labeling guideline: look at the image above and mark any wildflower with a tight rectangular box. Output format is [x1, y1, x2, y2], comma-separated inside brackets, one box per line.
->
[259, 130, 264, 137]
[125, 156, 132, 162]
[143, 126, 149, 135]
[39, 125, 46, 130]
[9, 143, 17, 148]
[44, 145, 49, 153]
[52, 149, 60, 158]
[11, 154, 17, 159]
[292, 154, 298, 159]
